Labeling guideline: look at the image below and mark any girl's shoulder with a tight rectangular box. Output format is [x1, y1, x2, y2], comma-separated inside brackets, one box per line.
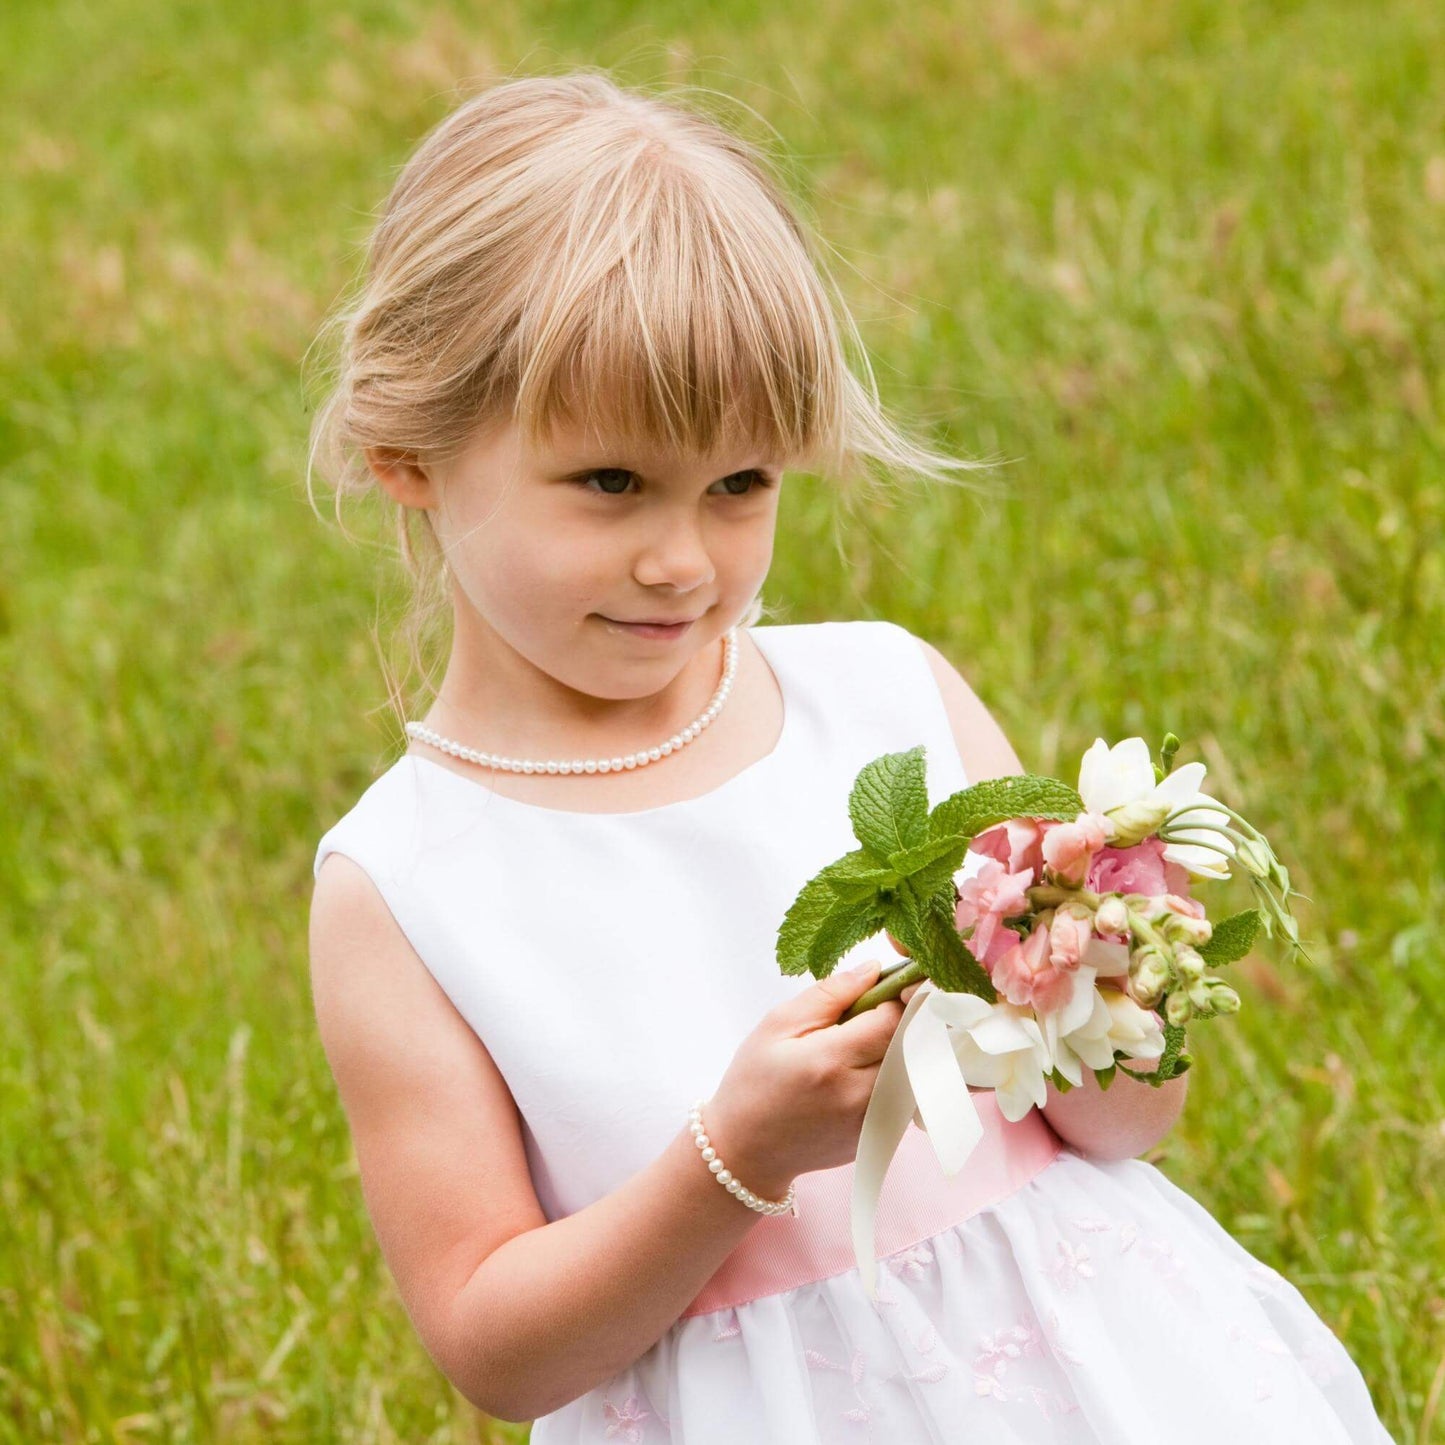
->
[752, 615, 932, 691]
[752, 615, 922, 658]
[312, 755, 422, 888]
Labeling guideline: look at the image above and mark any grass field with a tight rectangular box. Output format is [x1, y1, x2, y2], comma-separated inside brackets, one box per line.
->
[2, 0, 1441, 1440]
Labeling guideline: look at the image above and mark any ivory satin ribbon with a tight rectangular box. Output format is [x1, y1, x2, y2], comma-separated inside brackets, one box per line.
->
[851, 980, 1010, 1300]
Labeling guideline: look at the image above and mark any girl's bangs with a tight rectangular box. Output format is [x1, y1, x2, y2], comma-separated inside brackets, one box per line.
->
[509, 194, 836, 470]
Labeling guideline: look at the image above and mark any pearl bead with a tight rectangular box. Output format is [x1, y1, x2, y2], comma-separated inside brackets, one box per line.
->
[717, 1169, 732, 1185]
[701, 1146, 716, 1161]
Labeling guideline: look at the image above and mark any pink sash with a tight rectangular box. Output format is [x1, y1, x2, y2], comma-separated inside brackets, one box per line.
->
[682, 1091, 1064, 1318]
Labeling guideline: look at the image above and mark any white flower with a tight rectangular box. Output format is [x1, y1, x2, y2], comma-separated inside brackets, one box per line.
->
[948, 1000, 1054, 1122]
[1041, 968, 1113, 1086]
[1043, 978, 1166, 1087]
[1082, 935, 1131, 979]
[1078, 737, 1234, 879]
[1099, 985, 1166, 1063]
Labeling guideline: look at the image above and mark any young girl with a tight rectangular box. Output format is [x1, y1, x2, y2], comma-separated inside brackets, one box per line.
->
[306, 71, 1394, 1443]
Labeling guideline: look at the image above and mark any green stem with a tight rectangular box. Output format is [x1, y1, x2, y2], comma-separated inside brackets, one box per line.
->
[1156, 831, 1237, 860]
[1165, 799, 1264, 840]
[842, 958, 928, 1020]
[1026, 884, 1101, 909]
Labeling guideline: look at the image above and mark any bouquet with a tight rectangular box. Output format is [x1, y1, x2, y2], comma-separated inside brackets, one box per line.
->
[775, 733, 1306, 1298]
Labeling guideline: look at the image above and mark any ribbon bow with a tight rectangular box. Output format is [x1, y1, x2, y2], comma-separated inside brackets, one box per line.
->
[849, 981, 1052, 1300]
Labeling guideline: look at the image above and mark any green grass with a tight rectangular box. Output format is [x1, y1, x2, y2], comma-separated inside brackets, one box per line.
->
[2, 0, 1441, 1439]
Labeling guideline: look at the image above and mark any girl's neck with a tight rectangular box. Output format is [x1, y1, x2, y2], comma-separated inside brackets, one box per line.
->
[424, 619, 732, 762]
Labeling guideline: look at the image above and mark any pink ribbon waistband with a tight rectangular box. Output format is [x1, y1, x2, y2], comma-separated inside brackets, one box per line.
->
[682, 1091, 1064, 1318]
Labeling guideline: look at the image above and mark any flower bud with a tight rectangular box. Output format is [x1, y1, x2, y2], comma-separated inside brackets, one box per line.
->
[1173, 944, 1206, 982]
[1165, 990, 1194, 1027]
[1186, 977, 1214, 1012]
[1095, 895, 1130, 937]
[1207, 981, 1241, 1014]
[1130, 949, 1171, 1007]
[1237, 839, 1272, 878]
[1161, 910, 1213, 947]
[1105, 798, 1172, 849]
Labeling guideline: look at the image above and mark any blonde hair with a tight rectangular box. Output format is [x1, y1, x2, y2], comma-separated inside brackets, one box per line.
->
[304, 68, 999, 732]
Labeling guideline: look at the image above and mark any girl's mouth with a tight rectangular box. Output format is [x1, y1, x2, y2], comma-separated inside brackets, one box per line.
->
[599, 616, 697, 641]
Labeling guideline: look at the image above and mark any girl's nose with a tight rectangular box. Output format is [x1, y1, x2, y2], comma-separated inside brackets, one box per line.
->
[634, 522, 716, 592]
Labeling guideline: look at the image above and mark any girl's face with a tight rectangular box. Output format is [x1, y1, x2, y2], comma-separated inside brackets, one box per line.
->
[388, 411, 785, 726]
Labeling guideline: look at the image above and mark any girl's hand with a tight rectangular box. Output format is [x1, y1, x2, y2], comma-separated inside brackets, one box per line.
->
[702, 960, 908, 1194]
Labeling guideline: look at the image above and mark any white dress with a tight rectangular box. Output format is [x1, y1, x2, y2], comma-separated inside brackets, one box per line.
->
[313, 619, 1395, 1443]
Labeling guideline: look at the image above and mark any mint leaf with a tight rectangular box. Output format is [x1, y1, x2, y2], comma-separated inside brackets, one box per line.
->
[888, 831, 967, 874]
[849, 747, 929, 860]
[1197, 909, 1262, 967]
[805, 894, 891, 979]
[927, 775, 1083, 843]
[776, 874, 850, 976]
[917, 898, 997, 998]
[813, 847, 899, 905]
[887, 886, 996, 999]
[886, 831, 970, 902]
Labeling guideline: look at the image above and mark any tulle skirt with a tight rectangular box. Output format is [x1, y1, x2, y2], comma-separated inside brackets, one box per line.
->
[527, 1147, 1396, 1444]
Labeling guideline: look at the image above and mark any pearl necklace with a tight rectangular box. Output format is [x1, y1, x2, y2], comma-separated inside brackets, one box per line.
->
[405, 626, 739, 775]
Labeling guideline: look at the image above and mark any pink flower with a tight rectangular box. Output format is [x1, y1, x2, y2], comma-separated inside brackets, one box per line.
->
[971, 818, 1046, 879]
[1086, 836, 1176, 898]
[991, 922, 1074, 1015]
[1039, 811, 1110, 887]
[956, 860, 1034, 968]
[1048, 905, 1093, 971]
[1161, 891, 1206, 920]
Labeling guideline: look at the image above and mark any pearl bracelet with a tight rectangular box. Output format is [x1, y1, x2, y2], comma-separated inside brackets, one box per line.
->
[688, 1099, 798, 1218]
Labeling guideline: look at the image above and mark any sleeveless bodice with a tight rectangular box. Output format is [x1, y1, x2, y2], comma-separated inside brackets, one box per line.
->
[312, 620, 993, 1224]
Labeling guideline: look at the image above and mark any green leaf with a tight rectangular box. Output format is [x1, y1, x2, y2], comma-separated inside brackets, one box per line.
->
[886, 831, 970, 901]
[926, 775, 1084, 844]
[891, 891, 997, 999]
[1117, 1022, 1191, 1085]
[849, 747, 930, 860]
[1197, 909, 1263, 967]
[888, 831, 966, 875]
[814, 847, 899, 905]
[805, 895, 892, 979]
[776, 875, 890, 980]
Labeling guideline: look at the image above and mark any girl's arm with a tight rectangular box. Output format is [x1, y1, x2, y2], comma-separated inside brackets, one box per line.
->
[311, 855, 789, 1425]
[916, 635, 1192, 1161]
[1039, 1062, 1190, 1160]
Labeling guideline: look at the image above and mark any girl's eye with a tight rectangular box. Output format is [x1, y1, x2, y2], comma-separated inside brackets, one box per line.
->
[575, 469, 773, 497]
[580, 469, 636, 496]
[714, 470, 773, 497]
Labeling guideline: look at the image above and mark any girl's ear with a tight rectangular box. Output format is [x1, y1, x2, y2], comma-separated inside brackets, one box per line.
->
[364, 446, 438, 510]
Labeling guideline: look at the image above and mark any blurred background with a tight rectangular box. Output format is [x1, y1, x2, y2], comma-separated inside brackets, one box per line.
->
[2, 1, 1441, 1440]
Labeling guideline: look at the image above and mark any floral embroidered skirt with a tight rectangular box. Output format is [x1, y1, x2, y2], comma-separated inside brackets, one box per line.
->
[526, 1148, 1396, 1444]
